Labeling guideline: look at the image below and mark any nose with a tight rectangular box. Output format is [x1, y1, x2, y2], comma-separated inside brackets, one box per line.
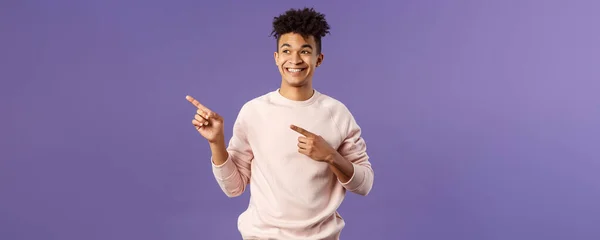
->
[289, 53, 303, 65]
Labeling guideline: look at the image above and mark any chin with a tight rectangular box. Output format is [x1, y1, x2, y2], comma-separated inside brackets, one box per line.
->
[284, 78, 309, 87]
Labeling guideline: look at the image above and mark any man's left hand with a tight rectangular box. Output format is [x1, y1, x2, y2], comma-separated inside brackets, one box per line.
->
[290, 124, 336, 163]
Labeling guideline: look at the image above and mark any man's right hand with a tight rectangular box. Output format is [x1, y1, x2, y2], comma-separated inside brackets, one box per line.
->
[186, 95, 225, 144]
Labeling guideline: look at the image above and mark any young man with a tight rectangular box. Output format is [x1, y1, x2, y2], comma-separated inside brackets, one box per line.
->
[186, 7, 374, 240]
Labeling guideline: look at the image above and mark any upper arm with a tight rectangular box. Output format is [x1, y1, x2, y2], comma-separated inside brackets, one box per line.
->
[335, 104, 370, 166]
[333, 103, 374, 195]
[226, 103, 255, 183]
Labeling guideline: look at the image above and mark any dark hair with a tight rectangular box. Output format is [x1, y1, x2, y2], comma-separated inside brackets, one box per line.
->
[270, 7, 331, 54]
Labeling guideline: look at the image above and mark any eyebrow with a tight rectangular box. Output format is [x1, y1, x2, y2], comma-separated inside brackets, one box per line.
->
[280, 43, 313, 50]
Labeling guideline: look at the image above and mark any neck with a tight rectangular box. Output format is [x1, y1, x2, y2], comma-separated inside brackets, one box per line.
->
[279, 81, 314, 101]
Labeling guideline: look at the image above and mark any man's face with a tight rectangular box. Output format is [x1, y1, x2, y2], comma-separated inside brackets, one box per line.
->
[274, 33, 324, 88]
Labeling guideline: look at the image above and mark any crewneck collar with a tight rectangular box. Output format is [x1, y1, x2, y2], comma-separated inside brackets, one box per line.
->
[270, 88, 320, 107]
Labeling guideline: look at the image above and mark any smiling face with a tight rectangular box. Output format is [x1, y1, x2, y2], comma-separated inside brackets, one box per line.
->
[274, 33, 324, 88]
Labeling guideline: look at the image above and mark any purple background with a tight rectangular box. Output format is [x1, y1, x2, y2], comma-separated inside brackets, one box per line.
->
[2, 0, 599, 239]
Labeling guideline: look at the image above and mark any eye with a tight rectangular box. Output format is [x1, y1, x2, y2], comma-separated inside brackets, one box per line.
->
[282, 50, 290, 54]
[301, 50, 311, 54]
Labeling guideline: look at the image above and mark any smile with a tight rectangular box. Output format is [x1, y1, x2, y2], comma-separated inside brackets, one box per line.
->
[286, 68, 306, 73]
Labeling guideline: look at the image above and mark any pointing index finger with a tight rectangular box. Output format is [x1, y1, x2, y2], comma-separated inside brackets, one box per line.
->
[290, 124, 314, 137]
[186, 95, 211, 111]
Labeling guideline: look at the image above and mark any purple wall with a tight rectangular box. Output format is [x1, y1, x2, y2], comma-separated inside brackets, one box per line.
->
[2, 0, 599, 239]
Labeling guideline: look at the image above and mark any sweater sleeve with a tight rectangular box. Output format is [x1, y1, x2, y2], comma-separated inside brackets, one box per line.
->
[335, 106, 374, 196]
[211, 104, 254, 198]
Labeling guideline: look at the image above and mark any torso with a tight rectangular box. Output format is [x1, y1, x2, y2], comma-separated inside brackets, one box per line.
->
[236, 90, 348, 240]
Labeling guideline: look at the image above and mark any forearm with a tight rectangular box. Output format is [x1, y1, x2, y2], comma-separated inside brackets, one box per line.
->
[327, 151, 374, 196]
[209, 136, 253, 198]
[326, 151, 354, 183]
[209, 136, 228, 165]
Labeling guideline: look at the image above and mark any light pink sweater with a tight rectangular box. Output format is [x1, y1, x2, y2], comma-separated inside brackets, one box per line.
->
[211, 89, 374, 240]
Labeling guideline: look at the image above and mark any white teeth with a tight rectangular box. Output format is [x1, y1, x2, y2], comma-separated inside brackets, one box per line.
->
[287, 68, 303, 73]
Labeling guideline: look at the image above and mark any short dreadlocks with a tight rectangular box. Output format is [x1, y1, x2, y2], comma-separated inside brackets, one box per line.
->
[270, 7, 331, 54]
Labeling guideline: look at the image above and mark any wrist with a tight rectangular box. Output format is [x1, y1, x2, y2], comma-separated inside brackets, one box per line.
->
[208, 134, 225, 145]
[325, 151, 355, 183]
[208, 137, 226, 153]
[325, 151, 338, 165]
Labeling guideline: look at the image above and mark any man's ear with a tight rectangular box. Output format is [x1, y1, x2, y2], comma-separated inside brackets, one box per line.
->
[274, 51, 278, 65]
[317, 53, 324, 67]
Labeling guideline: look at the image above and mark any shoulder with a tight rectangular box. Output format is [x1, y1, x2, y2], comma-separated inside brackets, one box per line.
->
[316, 92, 354, 118]
[315, 92, 362, 136]
[234, 90, 276, 117]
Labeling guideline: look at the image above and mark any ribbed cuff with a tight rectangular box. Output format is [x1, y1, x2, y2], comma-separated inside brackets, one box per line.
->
[211, 155, 236, 181]
[339, 163, 365, 191]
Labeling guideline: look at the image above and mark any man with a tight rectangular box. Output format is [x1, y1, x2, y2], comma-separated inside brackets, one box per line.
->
[186, 7, 374, 240]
